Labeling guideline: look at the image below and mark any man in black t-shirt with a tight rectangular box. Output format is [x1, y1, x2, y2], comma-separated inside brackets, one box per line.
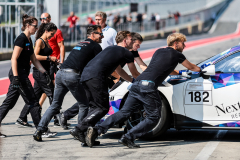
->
[69, 31, 140, 145]
[33, 25, 103, 141]
[113, 32, 147, 83]
[86, 33, 201, 148]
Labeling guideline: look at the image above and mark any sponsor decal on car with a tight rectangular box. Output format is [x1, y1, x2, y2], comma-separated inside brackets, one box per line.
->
[215, 102, 240, 119]
[100, 99, 122, 122]
[211, 73, 240, 89]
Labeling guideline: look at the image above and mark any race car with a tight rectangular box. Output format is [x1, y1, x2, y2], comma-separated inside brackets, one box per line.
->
[102, 45, 240, 138]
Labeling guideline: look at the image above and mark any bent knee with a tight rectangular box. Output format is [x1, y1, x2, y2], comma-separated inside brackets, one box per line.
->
[119, 110, 131, 119]
[149, 116, 160, 123]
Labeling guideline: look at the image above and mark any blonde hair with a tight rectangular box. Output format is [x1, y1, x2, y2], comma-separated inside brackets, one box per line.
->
[95, 11, 107, 19]
[167, 33, 186, 46]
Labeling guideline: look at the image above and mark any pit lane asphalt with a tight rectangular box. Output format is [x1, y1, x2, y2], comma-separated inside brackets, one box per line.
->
[1, 36, 240, 160]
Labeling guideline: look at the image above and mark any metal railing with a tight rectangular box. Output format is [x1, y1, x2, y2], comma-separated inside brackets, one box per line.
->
[0, 25, 19, 53]
[60, 25, 88, 45]
[61, 15, 204, 44]
[61, 0, 227, 45]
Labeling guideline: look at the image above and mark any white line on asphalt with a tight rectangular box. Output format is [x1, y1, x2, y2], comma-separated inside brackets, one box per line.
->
[194, 130, 227, 160]
[0, 76, 8, 80]
[0, 60, 11, 64]
[0, 94, 6, 98]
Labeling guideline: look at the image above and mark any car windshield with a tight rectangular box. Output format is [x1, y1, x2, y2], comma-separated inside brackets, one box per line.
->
[215, 51, 240, 72]
[197, 48, 231, 68]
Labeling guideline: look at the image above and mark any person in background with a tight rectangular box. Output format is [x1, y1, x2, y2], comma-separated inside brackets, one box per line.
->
[87, 17, 96, 26]
[95, 11, 118, 88]
[38, 12, 65, 127]
[151, 13, 156, 22]
[107, 13, 114, 27]
[127, 13, 132, 23]
[123, 14, 127, 24]
[155, 13, 161, 30]
[95, 11, 117, 50]
[64, 11, 79, 41]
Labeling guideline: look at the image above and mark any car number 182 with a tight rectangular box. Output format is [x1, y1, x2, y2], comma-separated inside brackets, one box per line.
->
[185, 90, 212, 105]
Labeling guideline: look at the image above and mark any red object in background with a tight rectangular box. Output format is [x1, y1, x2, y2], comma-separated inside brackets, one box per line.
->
[67, 15, 79, 28]
[87, 17, 96, 25]
[0, 74, 34, 96]
[48, 29, 64, 59]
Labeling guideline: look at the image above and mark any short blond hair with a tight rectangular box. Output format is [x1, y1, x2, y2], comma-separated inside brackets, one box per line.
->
[95, 11, 107, 19]
[167, 33, 186, 46]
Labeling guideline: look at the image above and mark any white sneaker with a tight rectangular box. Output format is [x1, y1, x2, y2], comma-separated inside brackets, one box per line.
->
[0, 132, 6, 138]
[41, 129, 57, 138]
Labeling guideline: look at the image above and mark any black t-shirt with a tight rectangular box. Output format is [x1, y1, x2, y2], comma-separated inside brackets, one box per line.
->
[81, 45, 134, 82]
[120, 50, 139, 68]
[137, 47, 186, 86]
[14, 33, 34, 70]
[61, 38, 102, 74]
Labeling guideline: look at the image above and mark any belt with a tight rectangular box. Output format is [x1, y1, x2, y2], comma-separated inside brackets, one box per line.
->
[61, 68, 80, 74]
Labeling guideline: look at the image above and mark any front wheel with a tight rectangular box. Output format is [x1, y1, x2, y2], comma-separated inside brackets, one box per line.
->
[126, 94, 171, 139]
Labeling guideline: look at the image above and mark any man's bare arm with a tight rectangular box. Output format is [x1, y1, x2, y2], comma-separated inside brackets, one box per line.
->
[115, 65, 133, 82]
[181, 59, 201, 72]
[134, 57, 147, 71]
[58, 41, 65, 63]
[127, 62, 140, 79]
[170, 70, 179, 75]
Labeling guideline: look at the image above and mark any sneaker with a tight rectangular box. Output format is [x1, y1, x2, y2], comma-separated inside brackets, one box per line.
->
[86, 127, 99, 148]
[0, 132, 6, 138]
[118, 135, 140, 148]
[81, 141, 100, 147]
[56, 113, 68, 130]
[42, 129, 57, 138]
[70, 128, 85, 143]
[33, 129, 42, 141]
[15, 118, 32, 128]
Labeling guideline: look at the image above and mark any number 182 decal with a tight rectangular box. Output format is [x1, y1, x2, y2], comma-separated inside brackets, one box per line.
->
[184, 83, 212, 105]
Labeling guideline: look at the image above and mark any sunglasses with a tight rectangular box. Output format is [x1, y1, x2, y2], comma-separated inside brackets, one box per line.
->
[30, 24, 38, 29]
[94, 32, 103, 37]
[39, 17, 48, 21]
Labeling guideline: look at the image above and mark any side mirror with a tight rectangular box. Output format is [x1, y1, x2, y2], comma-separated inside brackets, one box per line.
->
[202, 65, 215, 75]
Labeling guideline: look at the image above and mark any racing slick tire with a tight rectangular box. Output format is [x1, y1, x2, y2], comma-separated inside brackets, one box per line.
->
[126, 93, 171, 139]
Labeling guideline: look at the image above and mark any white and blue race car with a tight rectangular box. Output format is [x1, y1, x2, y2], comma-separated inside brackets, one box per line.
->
[104, 45, 240, 138]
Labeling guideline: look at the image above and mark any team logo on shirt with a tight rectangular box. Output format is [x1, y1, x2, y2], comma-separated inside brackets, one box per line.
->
[80, 41, 90, 44]
[25, 43, 30, 50]
[73, 46, 81, 50]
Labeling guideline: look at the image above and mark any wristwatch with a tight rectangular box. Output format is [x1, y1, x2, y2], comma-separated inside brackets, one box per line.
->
[47, 56, 50, 61]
